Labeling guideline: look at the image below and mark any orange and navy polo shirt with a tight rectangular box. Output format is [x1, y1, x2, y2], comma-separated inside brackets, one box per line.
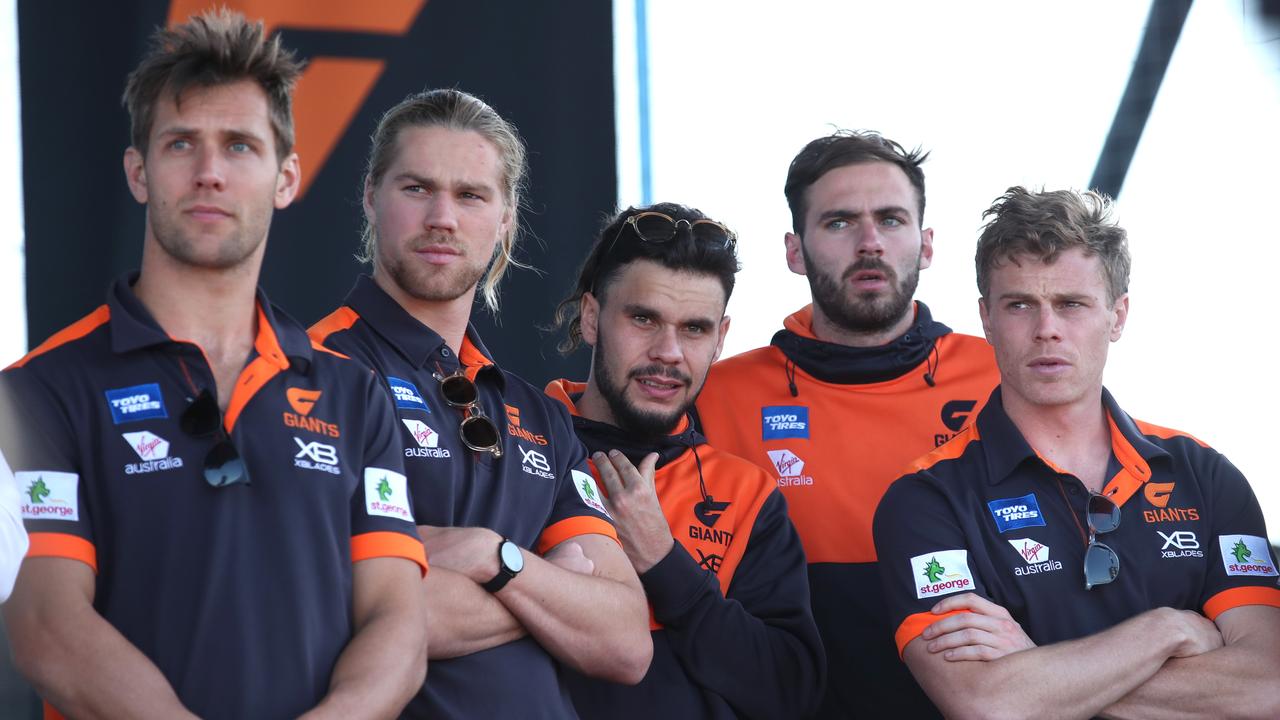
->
[311, 275, 618, 720]
[0, 275, 426, 720]
[546, 380, 824, 720]
[874, 386, 1280, 657]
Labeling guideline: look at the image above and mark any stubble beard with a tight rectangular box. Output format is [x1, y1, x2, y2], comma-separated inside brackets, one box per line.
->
[148, 199, 270, 271]
[379, 230, 491, 303]
[804, 243, 922, 334]
[592, 328, 694, 438]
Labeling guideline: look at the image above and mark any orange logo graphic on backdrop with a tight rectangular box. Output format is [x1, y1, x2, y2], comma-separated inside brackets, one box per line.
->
[167, 0, 428, 199]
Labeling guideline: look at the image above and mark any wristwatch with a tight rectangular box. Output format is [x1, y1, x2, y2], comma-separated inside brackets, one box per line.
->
[482, 538, 524, 593]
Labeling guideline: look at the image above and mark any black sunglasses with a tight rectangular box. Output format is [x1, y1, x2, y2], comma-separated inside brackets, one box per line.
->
[1083, 491, 1121, 590]
[433, 370, 502, 457]
[602, 211, 736, 259]
[180, 389, 249, 488]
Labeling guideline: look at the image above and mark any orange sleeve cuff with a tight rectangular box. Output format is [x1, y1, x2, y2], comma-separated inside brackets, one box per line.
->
[536, 516, 620, 554]
[27, 533, 97, 574]
[894, 609, 971, 657]
[1203, 586, 1280, 620]
[351, 531, 428, 577]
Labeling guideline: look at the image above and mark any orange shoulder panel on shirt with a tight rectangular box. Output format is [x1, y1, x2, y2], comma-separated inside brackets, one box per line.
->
[537, 516, 620, 554]
[309, 306, 361, 345]
[27, 532, 98, 574]
[904, 424, 981, 475]
[351, 531, 429, 577]
[1133, 418, 1209, 449]
[894, 609, 970, 657]
[8, 305, 110, 369]
[1203, 586, 1280, 620]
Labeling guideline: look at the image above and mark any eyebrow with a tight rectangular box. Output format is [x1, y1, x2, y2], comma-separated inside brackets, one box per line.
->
[997, 291, 1094, 303]
[391, 172, 497, 196]
[622, 302, 716, 329]
[816, 205, 914, 222]
[155, 126, 268, 145]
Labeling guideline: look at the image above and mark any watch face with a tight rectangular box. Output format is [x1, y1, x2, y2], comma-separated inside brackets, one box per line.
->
[500, 540, 524, 573]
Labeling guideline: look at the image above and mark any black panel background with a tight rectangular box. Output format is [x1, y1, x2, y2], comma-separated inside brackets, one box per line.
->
[17, 0, 609, 384]
[6, 2, 611, 714]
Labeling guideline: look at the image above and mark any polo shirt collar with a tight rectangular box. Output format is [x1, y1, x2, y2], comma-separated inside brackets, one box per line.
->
[977, 385, 1172, 498]
[107, 272, 315, 373]
[342, 274, 502, 383]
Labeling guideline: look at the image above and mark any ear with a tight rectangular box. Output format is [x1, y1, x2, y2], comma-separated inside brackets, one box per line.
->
[1110, 293, 1129, 342]
[712, 314, 731, 363]
[580, 292, 601, 347]
[124, 147, 148, 204]
[919, 227, 935, 270]
[978, 296, 994, 345]
[274, 152, 301, 210]
[784, 232, 807, 276]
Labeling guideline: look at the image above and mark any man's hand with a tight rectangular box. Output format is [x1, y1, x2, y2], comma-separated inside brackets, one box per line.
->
[1164, 607, 1223, 658]
[592, 450, 673, 573]
[921, 593, 1036, 661]
[420, 525, 502, 584]
[545, 540, 595, 575]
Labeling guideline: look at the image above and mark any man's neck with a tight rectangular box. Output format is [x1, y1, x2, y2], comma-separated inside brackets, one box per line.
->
[574, 378, 617, 428]
[373, 271, 474, 357]
[809, 303, 915, 348]
[1003, 388, 1112, 492]
[133, 242, 262, 409]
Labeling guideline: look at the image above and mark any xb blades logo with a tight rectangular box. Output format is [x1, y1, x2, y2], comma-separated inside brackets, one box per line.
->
[295, 438, 338, 465]
[940, 400, 977, 432]
[694, 496, 731, 528]
[1158, 530, 1199, 551]
[923, 557, 946, 583]
[520, 447, 551, 472]
[27, 477, 50, 504]
[1144, 482, 1175, 508]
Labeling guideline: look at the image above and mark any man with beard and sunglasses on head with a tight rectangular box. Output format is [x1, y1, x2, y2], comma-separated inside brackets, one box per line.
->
[873, 187, 1280, 720]
[310, 89, 651, 719]
[545, 203, 824, 720]
[696, 131, 1002, 718]
[0, 11, 429, 719]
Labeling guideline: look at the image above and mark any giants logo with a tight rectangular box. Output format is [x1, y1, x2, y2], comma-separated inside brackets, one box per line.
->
[1141, 481, 1199, 523]
[283, 387, 340, 438]
[166, 1, 429, 199]
[935, 399, 977, 445]
[505, 405, 548, 445]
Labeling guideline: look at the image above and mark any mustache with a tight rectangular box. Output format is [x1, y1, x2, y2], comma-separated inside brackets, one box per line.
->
[628, 364, 691, 385]
[842, 257, 898, 282]
[409, 230, 463, 253]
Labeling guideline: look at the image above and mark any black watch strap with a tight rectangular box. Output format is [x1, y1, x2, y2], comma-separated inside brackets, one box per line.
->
[482, 539, 521, 593]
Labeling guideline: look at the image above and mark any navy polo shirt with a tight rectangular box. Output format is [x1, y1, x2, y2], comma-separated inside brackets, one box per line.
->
[311, 275, 618, 720]
[0, 275, 426, 720]
[873, 386, 1280, 656]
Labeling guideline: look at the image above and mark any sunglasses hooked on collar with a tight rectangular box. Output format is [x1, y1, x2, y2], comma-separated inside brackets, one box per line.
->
[433, 367, 503, 457]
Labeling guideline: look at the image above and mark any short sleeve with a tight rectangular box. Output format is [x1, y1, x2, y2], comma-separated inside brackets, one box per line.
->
[0, 367, 97, 572]
[0, 447, 31, 601]
[348, 372, 427, 576]
[1195, 450, 1280, 619]
[535, 404, 618, 554]
[872, 473, 992, 656]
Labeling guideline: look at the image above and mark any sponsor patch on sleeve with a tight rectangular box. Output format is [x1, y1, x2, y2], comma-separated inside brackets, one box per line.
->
[911, 549, 974, 599]
[363, 468, 414, 522]
[16, 471, 79, 521]
[761, 405, 809, 440]
[572, 469, 610, 518]
[1218, 534, 1279, 577]
[387, 377, 430, 412]
[987, 493, 1047, 533]
[104, 383, 167, 424]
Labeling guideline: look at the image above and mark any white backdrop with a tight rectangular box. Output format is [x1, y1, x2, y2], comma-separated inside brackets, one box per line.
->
[616, 0, 1280, 540]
